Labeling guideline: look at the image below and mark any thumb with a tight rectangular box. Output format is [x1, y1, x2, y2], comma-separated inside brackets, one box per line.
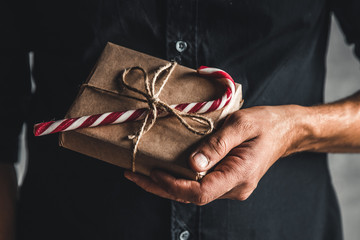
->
[189, 120, 247, 172]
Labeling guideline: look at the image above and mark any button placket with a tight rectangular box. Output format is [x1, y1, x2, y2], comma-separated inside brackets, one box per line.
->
[166, 0, 199, 238]
[166, 0, 198, 67]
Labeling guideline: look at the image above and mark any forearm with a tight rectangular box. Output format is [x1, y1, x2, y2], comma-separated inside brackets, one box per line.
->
[0, 163, 17, 240]
[290, 91, 360, 154]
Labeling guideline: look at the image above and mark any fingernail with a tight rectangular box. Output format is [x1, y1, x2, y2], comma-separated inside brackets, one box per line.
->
[193, 152, 209, 169]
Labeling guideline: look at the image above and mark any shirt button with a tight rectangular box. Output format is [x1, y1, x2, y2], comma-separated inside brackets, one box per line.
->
[176, 41, 188, 53]
[179, 230, 190, 240]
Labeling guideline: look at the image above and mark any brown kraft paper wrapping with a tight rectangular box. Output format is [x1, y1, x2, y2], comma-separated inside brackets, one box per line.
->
[59, 42, 243, 180]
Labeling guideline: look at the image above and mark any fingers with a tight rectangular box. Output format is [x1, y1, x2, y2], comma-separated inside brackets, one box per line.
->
[125, 150, 259, 205]
[150, 165, 240, 205]
[150, 170, 203, 204]
[125, 168, 235, 205]
[124, 171, 190, 203]
[125, 161, 258, 205]
[189, 112, 257, 172]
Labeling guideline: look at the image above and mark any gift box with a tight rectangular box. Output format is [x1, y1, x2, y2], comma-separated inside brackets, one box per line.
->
[59, 43, 243, 180]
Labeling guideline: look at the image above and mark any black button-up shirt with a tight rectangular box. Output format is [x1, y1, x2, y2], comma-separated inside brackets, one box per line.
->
[2, 0, 359, 239]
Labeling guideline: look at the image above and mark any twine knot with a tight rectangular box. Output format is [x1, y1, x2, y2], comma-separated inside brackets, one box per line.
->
[147, 96, 159, 105]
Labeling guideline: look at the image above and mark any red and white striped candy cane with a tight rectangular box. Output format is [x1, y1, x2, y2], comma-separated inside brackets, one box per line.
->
[34, 66, 236, 137]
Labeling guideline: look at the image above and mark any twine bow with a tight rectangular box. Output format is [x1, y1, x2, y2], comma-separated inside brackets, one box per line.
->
[119, 62, 214, 172]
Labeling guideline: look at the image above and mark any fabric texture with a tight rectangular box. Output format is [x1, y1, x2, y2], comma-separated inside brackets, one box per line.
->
[1, 0, 359, 239]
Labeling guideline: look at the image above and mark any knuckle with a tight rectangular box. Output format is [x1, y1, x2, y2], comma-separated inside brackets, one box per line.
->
[208, 135, 227, 157]
[235, 184, 257, 201]
[231, 157, 258, 182]
[236, 192, 251, 201]
[228, 112, 256, 135]
[228, 112, 247, 128]
[227, 112, 242, 125]
[193, 193, 211, 206]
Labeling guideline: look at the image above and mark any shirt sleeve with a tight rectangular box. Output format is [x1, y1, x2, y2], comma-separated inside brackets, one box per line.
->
[331, 0, 360, 60]
[0, 2, 32, 163]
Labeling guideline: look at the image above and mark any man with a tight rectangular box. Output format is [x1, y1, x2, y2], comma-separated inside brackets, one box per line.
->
[1, 0, 359, 239]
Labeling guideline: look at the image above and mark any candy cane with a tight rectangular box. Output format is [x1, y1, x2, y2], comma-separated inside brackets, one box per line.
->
[34, 66, 236, 137]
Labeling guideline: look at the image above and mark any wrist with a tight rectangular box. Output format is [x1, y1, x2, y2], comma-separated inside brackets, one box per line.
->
[286, 97, 360, 154]
[281, 104, 316, 156]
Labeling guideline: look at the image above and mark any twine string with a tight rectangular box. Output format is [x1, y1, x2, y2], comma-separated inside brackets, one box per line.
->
[84, 62, 214, 172]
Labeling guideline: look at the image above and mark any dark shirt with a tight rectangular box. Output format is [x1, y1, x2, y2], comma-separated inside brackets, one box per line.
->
[2, 0, 359, 239]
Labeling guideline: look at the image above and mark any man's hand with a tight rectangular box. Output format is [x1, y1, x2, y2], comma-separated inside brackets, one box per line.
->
[124, 92, 360, 205]
[125, 105, 306, 205]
